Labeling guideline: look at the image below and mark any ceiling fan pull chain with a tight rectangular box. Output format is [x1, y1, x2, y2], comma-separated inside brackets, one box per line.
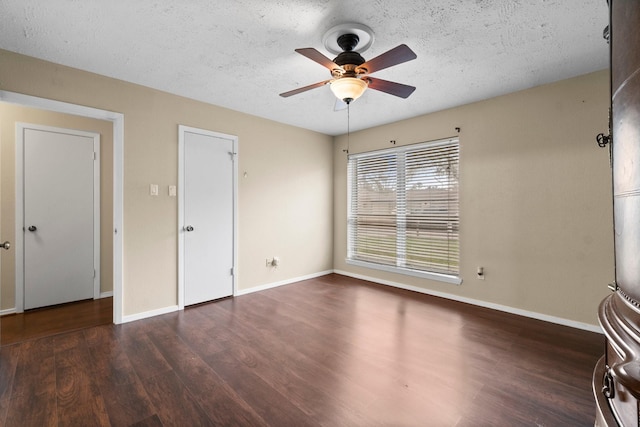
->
[346, 102, 351, 154]
[342, 102, 351, 154]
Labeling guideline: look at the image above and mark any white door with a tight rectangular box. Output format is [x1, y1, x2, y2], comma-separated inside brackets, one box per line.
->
[179, 126, 236, 306]
[18, 124, 99, 310]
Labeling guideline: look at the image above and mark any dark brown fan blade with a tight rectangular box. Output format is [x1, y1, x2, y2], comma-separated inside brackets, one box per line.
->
[279, 80, 332, 98]
[295, 48, 339, 71]
[367, 77, 416, 99]
[358, 44, 417, 74]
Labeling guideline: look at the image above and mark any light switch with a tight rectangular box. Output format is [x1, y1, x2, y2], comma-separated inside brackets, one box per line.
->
[169, 185, 177, 197]
[150, 184, 159, 196]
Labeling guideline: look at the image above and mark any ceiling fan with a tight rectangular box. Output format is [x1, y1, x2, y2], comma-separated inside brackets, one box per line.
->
[279, 32, 417, 105]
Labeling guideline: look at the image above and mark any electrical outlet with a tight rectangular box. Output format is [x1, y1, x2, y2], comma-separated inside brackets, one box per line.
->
[266, 257, 281, 268]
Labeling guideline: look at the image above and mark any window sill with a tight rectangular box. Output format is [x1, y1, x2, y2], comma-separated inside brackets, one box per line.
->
[346, 259, 462, 285]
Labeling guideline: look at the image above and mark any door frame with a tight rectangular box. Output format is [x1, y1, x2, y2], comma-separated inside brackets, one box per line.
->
[0, 91, 124, 324]
[15, 123, 101, 311]
[177, 125, 238, 309]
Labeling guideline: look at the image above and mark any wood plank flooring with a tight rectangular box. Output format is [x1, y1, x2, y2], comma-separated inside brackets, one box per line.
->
[1, 297, 113, 345]
[0, 274, 604, 426]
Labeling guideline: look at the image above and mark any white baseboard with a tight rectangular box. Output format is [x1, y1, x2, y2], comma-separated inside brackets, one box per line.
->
[121, 305, 179, 324]
[333, 269, 603, 334]
[100, 291, 113, 298]
[235, 270, 335, 296]
[0, 307, 16, 316]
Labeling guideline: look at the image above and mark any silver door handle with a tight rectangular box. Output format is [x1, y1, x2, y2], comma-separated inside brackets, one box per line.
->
[185, 225, 194, 232]
[28, 225, 37, 232]
[1, 241, 10, 250]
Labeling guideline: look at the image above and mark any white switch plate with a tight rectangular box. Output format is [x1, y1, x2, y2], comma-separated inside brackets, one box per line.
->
[150, 184, 159, 196]
[168, 185, 177, 197]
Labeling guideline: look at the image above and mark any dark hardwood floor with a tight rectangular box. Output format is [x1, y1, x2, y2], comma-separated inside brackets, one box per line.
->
[1, 297, 113, 345]
[0, 274, 603, 426]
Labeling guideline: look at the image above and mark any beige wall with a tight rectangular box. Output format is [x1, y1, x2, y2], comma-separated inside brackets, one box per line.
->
[334, 70, 614, 326]
[0, 104, 114, 310]
[0, 49, 334, 316]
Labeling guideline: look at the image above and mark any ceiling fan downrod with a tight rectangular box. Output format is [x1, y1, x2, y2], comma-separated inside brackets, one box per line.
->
[333, 34, 366, 70]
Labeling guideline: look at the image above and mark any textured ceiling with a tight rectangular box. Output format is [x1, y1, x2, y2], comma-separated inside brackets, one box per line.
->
[0, 0, 609, 136]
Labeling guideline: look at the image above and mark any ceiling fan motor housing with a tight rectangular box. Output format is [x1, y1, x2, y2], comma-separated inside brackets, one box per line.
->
[334, 34, 366, 69]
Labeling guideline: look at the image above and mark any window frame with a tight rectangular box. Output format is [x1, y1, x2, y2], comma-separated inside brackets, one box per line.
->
[346, 137, 462, 285]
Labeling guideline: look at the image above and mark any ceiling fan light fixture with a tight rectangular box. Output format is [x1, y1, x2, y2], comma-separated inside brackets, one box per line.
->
[330, 77, 368, 104]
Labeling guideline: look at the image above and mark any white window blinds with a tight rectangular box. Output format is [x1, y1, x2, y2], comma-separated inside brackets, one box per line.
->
[347, 138, 459, 277]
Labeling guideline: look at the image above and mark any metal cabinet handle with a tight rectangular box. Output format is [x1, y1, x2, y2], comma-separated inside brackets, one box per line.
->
[28, 225, 37, 232]
[0, 241, 10, 250]
[185, 225, 194, 232]
[602, 367, 615, 399]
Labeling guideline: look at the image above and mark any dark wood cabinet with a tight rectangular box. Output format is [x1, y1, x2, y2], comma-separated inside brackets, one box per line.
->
[593, 0, 640, 425]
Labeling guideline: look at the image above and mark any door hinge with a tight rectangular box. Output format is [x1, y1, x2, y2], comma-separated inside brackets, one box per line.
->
[94, 269, 96, 278]
[93, 152, 97, 160]
[230, 267, 234, 276]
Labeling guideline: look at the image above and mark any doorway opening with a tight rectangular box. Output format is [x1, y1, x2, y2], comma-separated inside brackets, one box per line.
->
[0, 91, 124, 345]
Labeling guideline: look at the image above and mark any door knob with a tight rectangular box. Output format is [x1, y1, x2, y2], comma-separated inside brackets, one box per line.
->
[0, 241, 10, 250]
[28, 225, 37, 232]
[185, 225, 194, 232]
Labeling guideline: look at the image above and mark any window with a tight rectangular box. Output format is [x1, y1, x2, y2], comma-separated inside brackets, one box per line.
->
[347, 137, 460, 284]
